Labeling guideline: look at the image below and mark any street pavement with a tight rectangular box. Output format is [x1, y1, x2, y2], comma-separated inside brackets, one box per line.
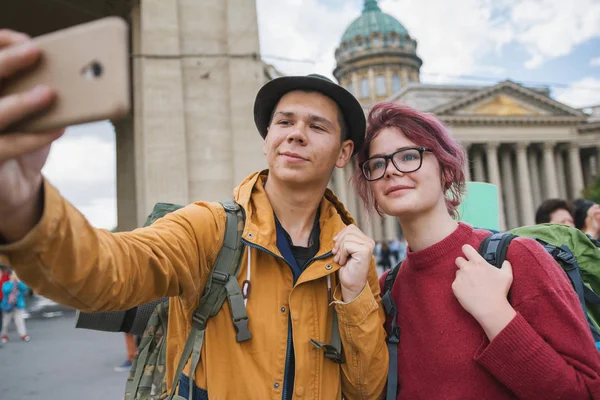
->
[0, 309, 128, 400]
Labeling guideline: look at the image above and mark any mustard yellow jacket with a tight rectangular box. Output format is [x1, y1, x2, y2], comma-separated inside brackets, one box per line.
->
[1, 171, 388, 399]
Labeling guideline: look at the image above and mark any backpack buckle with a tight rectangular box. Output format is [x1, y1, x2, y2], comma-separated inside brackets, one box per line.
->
[309, 339, 344, 364]
[556, 246, 577, 269]
[233, 317, 252, 342]
[212, 271, 229, 284]
[192, 311, 209, 329]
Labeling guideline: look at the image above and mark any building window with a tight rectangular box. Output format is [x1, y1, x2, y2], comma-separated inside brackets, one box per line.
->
[372, 36, 381, 47]
[392, 75, 401, 93]
[347, 83, 354, 95]
[360, 78, 370, 98]
[376, 75, 386, 96]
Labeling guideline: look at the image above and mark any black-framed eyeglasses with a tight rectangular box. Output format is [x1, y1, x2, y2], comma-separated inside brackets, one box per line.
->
[360, 147, 432, 182]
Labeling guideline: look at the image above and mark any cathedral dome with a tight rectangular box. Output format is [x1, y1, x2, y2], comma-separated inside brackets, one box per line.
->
[341, 0, 409, 45]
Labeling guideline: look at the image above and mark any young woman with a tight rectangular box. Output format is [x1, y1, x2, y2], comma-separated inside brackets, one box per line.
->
[353, 102, 600, 399]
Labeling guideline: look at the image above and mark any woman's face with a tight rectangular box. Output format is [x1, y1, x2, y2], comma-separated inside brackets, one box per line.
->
[367, 127, 445, 218]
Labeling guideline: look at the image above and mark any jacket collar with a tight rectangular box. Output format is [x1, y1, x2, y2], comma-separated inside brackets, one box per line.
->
[233, 170, 355, 259]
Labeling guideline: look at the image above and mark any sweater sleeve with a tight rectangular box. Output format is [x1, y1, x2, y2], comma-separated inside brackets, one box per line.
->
[474, 238, 600, 400]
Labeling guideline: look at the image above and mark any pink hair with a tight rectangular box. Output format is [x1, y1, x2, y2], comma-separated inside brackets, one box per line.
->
[353, 102, 467, 218]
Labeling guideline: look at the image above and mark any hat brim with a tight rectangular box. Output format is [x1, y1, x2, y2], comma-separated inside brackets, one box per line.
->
[253, 75, 366, 156]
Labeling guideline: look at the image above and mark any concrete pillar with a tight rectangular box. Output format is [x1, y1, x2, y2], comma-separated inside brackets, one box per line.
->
[485, 142, 506, 230]
[500, 147, 519, 229]
[114, 116, 138, 231]
[542, 142, 559, 199]
[568, 142, 585, 199]
[528, 146, 542, 209]
[226, 0, 268, 186]
[333, 167, 348, 205]
[133, 0, 190, 224]
[473, 148, 486, 182]
[555, 147, 568, 199]
[515, 143, 535, 226]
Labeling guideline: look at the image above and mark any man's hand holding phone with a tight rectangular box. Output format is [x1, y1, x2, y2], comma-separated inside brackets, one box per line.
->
[0, 29, 65, 243]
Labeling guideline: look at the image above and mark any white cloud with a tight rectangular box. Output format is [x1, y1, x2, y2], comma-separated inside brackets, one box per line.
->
[509, 0, 600, 69]
[257, 0, 360, 78]
[259, 0, 600, 80]
[42, 121, 117, 230]
[380, 0, 514, 81]
[591, 57, 600, 67]
[555, 77, 600, 108]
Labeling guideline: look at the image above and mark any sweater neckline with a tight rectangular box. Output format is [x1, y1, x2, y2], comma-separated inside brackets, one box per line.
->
[406, 223, 474, 270]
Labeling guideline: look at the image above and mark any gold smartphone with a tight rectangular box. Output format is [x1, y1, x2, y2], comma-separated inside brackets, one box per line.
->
[3, 17, 131, 132]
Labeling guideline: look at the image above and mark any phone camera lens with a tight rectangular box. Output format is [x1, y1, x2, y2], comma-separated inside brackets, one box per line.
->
[91, 62, 103, 77]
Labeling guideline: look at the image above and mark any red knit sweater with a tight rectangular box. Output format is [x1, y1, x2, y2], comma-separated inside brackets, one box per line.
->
[380, 223, 600, 400]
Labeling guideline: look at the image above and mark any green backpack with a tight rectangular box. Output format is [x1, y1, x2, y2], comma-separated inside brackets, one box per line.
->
[478, 224, 600, 345]
[124, 201, 249, 400]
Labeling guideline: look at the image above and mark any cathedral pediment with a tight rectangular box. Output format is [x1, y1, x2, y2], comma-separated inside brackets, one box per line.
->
[432, 80, 585, 118]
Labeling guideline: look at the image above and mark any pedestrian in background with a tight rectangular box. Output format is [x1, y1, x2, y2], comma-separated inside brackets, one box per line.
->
[1, 270, 30, 343]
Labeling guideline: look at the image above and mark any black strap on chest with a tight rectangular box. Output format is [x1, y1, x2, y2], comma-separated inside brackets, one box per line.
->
[381, 262, 402, 400]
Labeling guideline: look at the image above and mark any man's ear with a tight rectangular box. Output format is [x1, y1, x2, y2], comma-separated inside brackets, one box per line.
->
[335, 139, 354, 168]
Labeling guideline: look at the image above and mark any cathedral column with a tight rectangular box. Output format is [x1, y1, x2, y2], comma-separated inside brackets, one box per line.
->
[515, 142, 535, 226]
[568, 142, 585, 199]
[384, 215, 398, 240]
[385, 67, 393, 96]
[500, 147, 519, 229]
[372, 216, 384, 242]
[333, 167, 348, 205]
[344, 164, 358, 219]
[368, 68, 376, 102]
[462, 142, 472, 182]
[528, 146, 542, 209]
[351, 72, 360, 98]
[485, 142, 506, 230]
[555, 147, 568, 199]
[542, 142, 559, 199]
[473, 148, 486, 182]
[596, 146, 600, 177]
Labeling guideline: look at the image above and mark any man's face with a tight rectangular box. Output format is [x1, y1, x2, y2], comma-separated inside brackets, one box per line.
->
[549, 208, 574, 227]
[263, 90, 353, 186]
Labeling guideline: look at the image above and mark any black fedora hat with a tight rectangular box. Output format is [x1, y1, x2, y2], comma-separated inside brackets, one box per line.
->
[253, 74, 366, 155]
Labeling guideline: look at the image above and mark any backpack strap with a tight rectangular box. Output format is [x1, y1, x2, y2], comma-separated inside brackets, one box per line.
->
[309, 270, 344, 364]
[167, 201, 247, 400]
[478, 232, 517, 269]
[309, 309, 344, 364]
[381, 262, 402, 400]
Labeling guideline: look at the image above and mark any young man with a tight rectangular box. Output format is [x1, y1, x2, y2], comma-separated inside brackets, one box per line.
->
[0, 30, 387, 399]
[534, 198, 575, 227]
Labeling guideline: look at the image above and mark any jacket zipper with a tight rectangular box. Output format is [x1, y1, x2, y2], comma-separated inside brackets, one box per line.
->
[241, 239, 334, 400]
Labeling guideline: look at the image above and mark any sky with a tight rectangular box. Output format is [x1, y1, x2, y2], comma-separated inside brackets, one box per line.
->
[42, 0, 600, 229]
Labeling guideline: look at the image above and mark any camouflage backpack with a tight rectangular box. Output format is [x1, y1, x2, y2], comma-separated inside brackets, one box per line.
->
[124, 201, 249, 400]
